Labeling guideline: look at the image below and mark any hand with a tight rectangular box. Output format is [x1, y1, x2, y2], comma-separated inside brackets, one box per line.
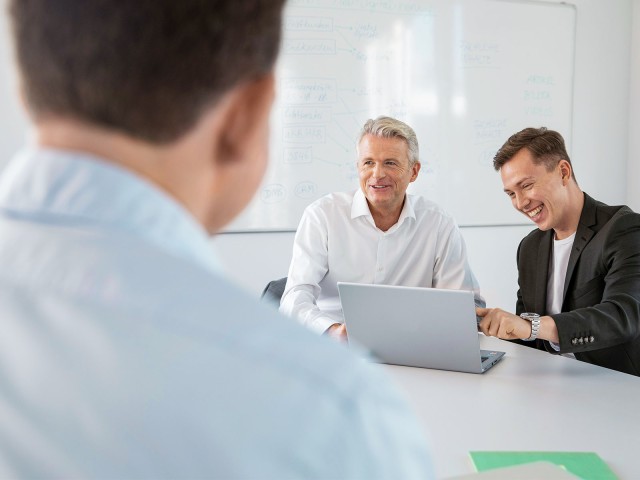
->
[476, 307, 532, 340]
[325, 323, 348, 343]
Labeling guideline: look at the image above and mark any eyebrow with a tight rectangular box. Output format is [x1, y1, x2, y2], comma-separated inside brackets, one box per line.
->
[359, 156, 402, 163]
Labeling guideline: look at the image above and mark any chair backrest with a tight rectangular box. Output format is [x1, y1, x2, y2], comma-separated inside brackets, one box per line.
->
[260, 277, 287, 306]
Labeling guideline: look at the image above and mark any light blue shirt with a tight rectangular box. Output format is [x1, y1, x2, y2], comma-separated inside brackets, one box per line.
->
[0, 148, 434, 479]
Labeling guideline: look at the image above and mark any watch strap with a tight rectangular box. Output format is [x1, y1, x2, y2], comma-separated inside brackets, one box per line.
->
[519, 312, 541, 341]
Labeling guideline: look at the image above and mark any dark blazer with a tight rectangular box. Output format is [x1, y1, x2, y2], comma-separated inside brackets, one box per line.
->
[516, 193, 640, 376]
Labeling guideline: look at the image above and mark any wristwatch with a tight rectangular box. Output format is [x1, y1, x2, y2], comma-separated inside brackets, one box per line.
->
[519, 312, 541, 341]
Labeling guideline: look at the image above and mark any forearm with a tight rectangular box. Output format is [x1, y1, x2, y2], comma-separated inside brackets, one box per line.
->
[552, 300, 640, 351]
[280, 286, 341, 334]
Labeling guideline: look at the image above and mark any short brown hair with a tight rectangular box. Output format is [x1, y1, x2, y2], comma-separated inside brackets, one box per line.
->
[9, 0, 285, 143]
[493, 127, 575, 181]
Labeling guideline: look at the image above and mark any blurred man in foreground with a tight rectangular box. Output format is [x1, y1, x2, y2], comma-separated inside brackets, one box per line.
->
[0, 1, 434, 477]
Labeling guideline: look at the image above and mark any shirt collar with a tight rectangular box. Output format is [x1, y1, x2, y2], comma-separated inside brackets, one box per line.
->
[351, 189, 416, 229]
[0, 147, 221, 273]
[351, 189, 372, 219]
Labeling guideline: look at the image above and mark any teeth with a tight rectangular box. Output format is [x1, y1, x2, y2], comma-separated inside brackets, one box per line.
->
[527, 205, 543, 217]
[372, 186, 387, 189]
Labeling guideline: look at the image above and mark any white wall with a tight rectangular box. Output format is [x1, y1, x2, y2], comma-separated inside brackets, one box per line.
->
[212, 0, 634, 311]
[628, 0, 640, 211]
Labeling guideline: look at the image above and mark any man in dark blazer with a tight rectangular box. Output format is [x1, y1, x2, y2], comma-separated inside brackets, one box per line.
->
[476, 127, 640, 376]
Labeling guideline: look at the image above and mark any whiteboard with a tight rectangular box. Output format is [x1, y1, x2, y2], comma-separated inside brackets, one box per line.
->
[227, 0, 576, 232]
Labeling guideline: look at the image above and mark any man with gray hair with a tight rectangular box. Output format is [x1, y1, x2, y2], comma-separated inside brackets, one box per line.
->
[281, 116, 482, 341]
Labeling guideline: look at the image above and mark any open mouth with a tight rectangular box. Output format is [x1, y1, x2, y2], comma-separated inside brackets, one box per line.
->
[526, 205, 543, 219]
[370, 185, 390, 190]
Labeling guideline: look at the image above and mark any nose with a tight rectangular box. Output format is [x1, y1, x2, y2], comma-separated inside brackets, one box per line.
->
[514, 192, 528, 210]
[372, 163, 385, 179]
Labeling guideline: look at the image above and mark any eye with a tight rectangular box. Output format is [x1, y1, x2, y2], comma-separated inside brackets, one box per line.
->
[506, 191, 515, 198]
[385, 160, 397, 166]
[523, 183, 533, 190]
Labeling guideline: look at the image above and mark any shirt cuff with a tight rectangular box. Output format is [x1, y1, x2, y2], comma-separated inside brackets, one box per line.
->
[309, 316, 341, 336]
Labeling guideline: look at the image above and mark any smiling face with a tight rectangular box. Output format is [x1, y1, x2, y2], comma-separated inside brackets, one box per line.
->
[357, 134, 420, 218]
[500, 147, 577, 238]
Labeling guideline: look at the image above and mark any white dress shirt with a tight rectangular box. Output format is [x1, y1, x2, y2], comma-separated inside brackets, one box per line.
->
[280, 189, 483, 334]
[0, 148, 434, 479]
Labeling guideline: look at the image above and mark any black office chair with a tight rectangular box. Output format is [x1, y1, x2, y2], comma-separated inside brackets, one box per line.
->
[261, 277, 287, 306]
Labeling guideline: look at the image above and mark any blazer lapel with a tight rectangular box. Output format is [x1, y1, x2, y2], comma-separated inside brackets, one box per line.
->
[562, 194, 597, 302]
[534, 231, 553, 314]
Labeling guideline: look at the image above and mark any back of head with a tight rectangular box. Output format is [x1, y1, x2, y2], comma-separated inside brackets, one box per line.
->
[9, 0, 286, 143]
[493, 126, 575, 181]
[358, 116, 420, 166]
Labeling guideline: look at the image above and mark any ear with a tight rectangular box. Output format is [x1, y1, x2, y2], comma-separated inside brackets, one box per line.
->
[214, 72, 276, 168]
[197, 73, 275, 233]
[409, 161, 421, 182]
[558, 159, 572, 185]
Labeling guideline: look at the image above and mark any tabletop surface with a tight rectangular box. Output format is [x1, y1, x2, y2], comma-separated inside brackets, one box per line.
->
[383, 335, 640, 479]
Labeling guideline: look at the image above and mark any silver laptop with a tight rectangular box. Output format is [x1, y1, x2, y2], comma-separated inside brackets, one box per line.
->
[337, 282, 505, 373]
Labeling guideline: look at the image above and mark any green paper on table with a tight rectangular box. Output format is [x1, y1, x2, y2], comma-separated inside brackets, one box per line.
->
[469, 451, 618, 480]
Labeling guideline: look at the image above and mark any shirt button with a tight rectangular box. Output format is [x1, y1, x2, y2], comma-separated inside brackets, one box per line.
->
[589, 336, 595, 343]
[578, 338, 584, 344]
[571, 338, 578, 345]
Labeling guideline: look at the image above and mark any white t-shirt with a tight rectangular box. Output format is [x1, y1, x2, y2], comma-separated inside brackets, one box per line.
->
[280, 189, 483, 334]
[547, 232, 576, 355]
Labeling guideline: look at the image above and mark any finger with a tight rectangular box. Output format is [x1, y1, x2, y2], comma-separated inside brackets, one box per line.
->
[478, 317, 490, 336]
[488, 318, 501, 337]
[475, 307, 489, 317]
[339, 326, 348, 342]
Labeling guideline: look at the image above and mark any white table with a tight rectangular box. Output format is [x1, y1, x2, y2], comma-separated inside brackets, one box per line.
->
[385, 335, 640, 479]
